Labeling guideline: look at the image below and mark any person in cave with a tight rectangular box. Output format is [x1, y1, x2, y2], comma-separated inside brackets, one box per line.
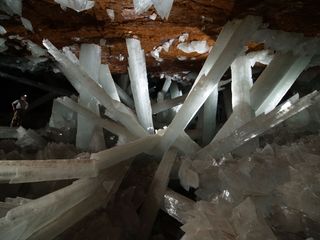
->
[10, 94, 29, 127]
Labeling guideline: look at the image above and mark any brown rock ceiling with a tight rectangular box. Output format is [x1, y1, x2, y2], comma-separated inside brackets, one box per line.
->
[1, 0, 320, 74]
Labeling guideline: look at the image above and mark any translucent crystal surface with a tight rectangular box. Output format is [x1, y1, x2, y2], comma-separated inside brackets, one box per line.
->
[126, 38, 154, 133]
[151, 0, 174, 20]
[54, 0, 95, 12]
[158, 16, 262, 152]
[139, 148, 177, 239]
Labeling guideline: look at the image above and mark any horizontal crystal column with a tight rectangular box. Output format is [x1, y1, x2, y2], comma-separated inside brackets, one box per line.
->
[56, 97, 135, 141]
[0, 158, 97, 183]
[152, 94, 186, 114]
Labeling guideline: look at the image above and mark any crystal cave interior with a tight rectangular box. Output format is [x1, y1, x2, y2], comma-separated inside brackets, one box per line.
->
[0, 0, 320, 239]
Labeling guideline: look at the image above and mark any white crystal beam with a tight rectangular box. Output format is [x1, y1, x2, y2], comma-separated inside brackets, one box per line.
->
[126, 38, 154, 133]
[202, 86, 218, 145]
[152, 94, 186, 114]
[251, 52, 313, 115]
[197, 91, 320, 160]
[0, 178, 100, 239]
[92, 135, 160, 170]
[158, 16, 262, 152]
[99, 64, 120, 102]
[77, 44, 105, 150]
[43, 39, 148, 138]
[56, 97, 135, 141]
[139, 148, 178, 240]
[152, 0, 174, 20]
[213, 55, 254, 142]
[0, 159, 97, 183]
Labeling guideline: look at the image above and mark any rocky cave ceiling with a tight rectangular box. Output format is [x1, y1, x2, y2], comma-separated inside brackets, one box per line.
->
[1, 0, 320, 74]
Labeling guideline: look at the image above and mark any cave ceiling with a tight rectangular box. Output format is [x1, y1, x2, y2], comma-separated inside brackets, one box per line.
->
[1, 0, 320, 74]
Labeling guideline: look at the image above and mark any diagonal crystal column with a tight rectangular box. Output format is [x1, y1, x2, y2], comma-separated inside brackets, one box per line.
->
[251, 52, 313, 115]
[43, 39, 148, 138]
[126, 38, 154, 133]
[197, 91, 320, 160]
[99, 64, 120, 102]
[158, 16, 262, 152]
[139, 148, 178, 240]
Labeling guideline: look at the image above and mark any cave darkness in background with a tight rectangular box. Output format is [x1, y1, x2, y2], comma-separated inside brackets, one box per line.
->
[0, 63, 75, 129]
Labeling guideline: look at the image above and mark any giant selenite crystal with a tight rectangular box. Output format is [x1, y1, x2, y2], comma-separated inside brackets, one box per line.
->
[139, 148, 178, 239]
[43, 39, 148, 139]
[126, 38, 154, 133]
[197, 91, 320, 160]
[77, 43, 105, 151]
[251, 52, 314, 115]
[158, 16, 262, 152]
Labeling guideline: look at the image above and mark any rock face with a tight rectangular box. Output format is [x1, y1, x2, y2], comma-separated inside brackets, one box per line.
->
[1, 0, 320, 74]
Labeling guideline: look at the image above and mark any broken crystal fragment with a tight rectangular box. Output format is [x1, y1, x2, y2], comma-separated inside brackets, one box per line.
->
[106, 9, 115, 22]
[0, 25, 6, 35]
[20, 17, 33, 32]
[177, 40, 210, 54]
[49, 97, 77, 130]
[15, 127, 46, 150]
[0, 38, 8, 52]
[54, 0, 95, 12]
[152, 0, 174, 20]
[25, 40, 47, 58]
[133, 0, 153, 14]
[231, 198, 276, 240]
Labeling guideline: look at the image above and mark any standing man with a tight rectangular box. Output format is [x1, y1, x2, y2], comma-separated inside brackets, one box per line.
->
[10, 94, 29, 127]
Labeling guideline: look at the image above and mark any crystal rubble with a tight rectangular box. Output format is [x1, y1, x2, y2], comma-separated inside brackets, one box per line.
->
[106, 8, 115, 22]
[15, 127, 46, 150]
[177, 40, 210, 54]
[56, 97, 135, 142]
[99, 64, 120, 102]
[251, 52, 315, 116]
[77, 43, 105, 151]
[43, 39, 148, 139]
[192, 135, 320, 239]
[54, 0, 95, 12]
[0, 158, 97, 184]
[231, 198, 276, 240]
[0, 127, 18, 139]
[197, 91, 320, 161]
[162, 189, 195, 224]
[126, 38, 154, 133]
[158, 16, 263, 152]
[139, 148, 178, 240]
[0, 171, 112, 240]
[180, 200, 236, 240]
[20, 17, 33, 32]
